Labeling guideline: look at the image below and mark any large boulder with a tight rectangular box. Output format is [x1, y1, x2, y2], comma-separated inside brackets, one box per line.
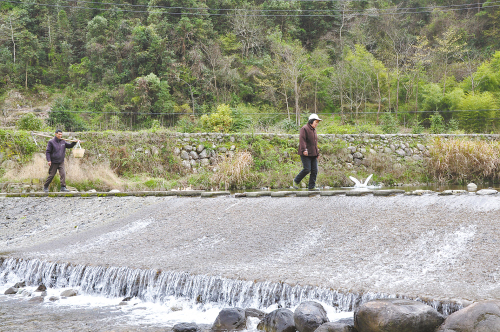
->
[314, 322, 356, 332]
[212, 308, 247, 331]
[436, 300, 500, 331]
[257, 309, 296, 332]
[173, 322, 201, 332]
[294, 302, 329, 332]
[354, 299, 444, 332]
[60, 289, 78, 297]
[4, 287, 18, 295]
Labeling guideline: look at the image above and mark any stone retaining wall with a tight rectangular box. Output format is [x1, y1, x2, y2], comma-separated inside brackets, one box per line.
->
[170, 133, 500, 170]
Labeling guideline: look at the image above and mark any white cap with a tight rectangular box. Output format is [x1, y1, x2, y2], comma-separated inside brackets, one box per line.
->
[308, 113, 322, 121]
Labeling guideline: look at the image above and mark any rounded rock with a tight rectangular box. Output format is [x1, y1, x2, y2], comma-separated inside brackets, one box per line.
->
[212, 307, 246, 331]
[354, 299, 444, 332]
[436, 300, 500, 332]
[294, 301, 329, 332]
[257, 308, 295, 332]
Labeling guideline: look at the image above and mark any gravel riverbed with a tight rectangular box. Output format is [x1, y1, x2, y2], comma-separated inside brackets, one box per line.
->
[2, 194, 500, 303]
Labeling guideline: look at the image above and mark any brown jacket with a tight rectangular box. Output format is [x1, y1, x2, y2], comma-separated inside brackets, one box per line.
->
[298, 123, 319, 157]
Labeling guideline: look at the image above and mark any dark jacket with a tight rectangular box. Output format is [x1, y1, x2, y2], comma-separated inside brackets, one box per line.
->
[298, 123, 319, 157]
[46, 137, 76, 163]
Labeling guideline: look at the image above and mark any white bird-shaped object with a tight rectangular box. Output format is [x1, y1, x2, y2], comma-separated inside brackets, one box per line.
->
[349, 174, 373, 188]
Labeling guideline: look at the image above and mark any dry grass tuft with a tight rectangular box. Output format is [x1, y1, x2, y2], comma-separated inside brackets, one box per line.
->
[211, 151, 254, 190]
[4, 154, 124, 190]
[427, 138, 500, 183]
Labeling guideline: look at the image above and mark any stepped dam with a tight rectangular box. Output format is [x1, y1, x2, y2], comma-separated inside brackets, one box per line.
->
[1, 193, 500, 329]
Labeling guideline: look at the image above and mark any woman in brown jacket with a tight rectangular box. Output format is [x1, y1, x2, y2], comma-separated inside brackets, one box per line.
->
[293, 113, 321, 190]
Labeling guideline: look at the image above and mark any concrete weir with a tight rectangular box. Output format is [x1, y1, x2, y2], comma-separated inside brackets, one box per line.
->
[1, 192, 500, 313]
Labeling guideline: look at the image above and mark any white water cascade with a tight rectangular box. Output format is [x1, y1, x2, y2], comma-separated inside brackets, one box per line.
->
[0, 257, 462, 316]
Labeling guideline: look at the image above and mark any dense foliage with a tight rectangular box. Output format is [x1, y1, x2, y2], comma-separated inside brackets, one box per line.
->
[1, 0, 500, 132]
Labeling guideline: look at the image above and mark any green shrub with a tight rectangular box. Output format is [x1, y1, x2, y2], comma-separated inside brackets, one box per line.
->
[231, 109, 252, 131]
[278, 118, 299, 133]
[17, 113, 44, 131]
[429, 112, 446, 134]
[200, 104, 233, 133]
[380, 113, 399, 133]
[410, 118, 425, 134]
[48, 97, 88, 131]
[447, 118, 460, 133]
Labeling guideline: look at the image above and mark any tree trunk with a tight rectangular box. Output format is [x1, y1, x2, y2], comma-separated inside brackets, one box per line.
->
[190, 86, 195, 114]
[377, 72, 381, 123]
[415, 70, 419, 112]
[443, 54, 448, 96]
[9, 16, 15, 64]
[284, 89, 290, 121]
[314, 78, 318, 113]
[396, 53, 399, 116]
[294, 79, 300, 126]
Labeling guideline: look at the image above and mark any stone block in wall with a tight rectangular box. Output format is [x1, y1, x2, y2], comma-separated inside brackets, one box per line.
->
[353, 152, 363, 159]
[182, 160, 191, 169]
[196, 145, 204, 153]
[185, 145, 193, 152]
[384, 147, 392, 154]
[199, 149, 208, 159]
[189, 151, 199, 160]
[396, 149, 406, 156]
[417, 144, 425, 151]
[180, 151, 189, 160]
[200, 158, 210, 167]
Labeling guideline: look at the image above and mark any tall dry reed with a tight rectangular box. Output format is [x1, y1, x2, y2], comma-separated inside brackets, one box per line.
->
[211, 151, 254, 190]
[4, 153, 124, 189]
[427, 138, 500, 183]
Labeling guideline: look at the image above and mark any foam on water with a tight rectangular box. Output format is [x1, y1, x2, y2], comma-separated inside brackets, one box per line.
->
[0, 256, 463, 328]
[0, 283, 353, 329]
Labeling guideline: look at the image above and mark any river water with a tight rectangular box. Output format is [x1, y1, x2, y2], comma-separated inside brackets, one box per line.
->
[0, 282, 353, 331]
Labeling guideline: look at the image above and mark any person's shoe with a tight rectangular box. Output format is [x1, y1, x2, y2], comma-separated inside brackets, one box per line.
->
[292, 180, 299, 189]
[308, 187, 320, 191]
[43, 187, 49, 193]
[60, 187, 70, 192]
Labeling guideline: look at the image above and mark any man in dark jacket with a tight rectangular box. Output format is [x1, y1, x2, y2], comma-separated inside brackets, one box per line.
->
[293, 113, 322, 191]
[43, 129, 78, 192]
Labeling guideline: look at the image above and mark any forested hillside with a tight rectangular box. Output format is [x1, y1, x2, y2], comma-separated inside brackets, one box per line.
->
[1, 0, 500, 133]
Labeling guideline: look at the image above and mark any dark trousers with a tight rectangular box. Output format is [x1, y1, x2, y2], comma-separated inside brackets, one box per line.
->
[44, 163, 66, 188]
[294, 156, 318, 189]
